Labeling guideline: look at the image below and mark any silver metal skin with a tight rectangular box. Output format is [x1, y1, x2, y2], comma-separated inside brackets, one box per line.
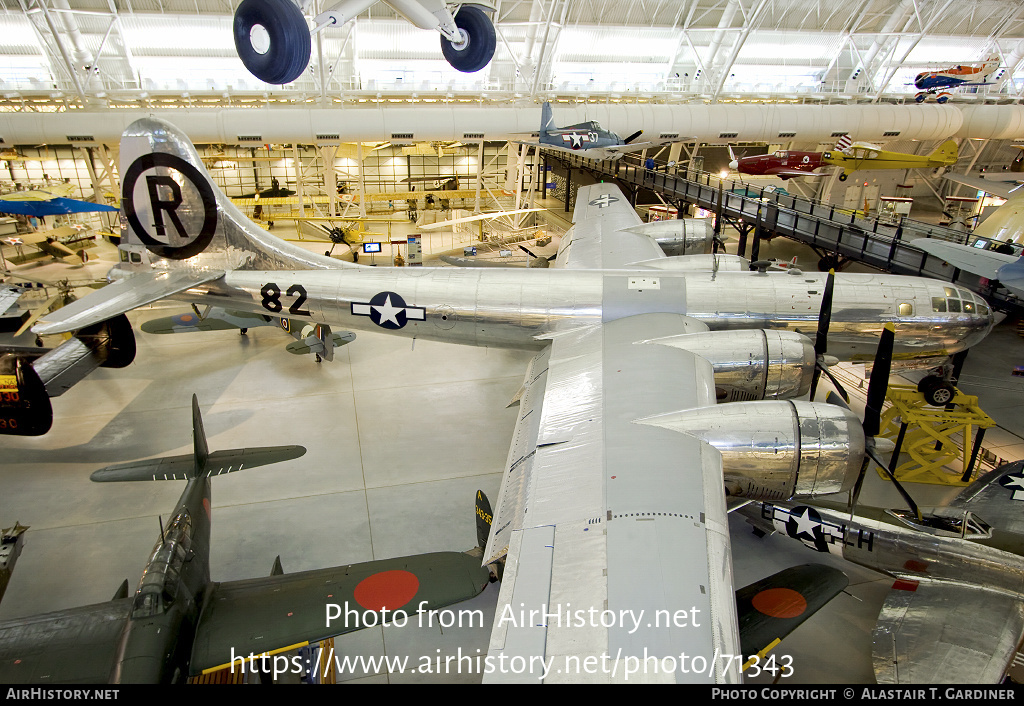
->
[622, 218, 716, 257]
[61, 117, 992, 366]
[640, 329, 816, 401]
[638, 401, 865, 501]
[28, 118, 1001, 684]
[738, 460, 1024, 684]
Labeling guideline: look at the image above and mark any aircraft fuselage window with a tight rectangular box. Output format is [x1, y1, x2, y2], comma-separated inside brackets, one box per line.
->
[898, 302, 914, 316]
[130, 253, 142, 263]
[948, 299, 962, 313]
[119, 250, 129, 263]
[932, 297, 946, 312]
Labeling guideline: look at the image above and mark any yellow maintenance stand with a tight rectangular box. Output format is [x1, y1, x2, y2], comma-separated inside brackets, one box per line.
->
[877, 383, 996, 486]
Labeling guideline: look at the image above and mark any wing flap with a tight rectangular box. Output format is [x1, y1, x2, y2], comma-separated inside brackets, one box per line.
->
[0, 599, 131, 683]
[33, 270, 225, 336]
[190, 551, 489, 676]
[873, 581, 1024, 683]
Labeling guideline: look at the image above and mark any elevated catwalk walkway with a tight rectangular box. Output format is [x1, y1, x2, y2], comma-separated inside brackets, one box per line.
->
[546, 151, 1024, 318]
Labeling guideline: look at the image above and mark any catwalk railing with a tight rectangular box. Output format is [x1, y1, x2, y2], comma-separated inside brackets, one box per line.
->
[546, 151, 1024, 318]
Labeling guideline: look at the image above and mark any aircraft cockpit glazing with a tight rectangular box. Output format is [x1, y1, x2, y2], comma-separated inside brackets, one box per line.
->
[886, 507, 993, 540]
[931, 286, 990, 317]
[131, 511, 194, 619]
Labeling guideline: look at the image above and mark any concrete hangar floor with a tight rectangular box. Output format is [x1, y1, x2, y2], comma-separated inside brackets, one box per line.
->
[1, 219, 1023, 684]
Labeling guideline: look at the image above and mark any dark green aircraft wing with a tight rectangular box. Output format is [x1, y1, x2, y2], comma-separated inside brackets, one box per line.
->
[0, 598, 132, 683]
[736, 564, 848, 664]
[190, 551, 490, 676]
[90, 446, 307, 482]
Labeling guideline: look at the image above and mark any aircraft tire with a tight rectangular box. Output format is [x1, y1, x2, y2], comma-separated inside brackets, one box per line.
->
[915, 93, 927, 103]
[838, 173, 848, 181]
[936, 93, 950, 104]
[440, 6, 496, 73]
[234, 0, 311, 84]
[918, 376, 955, 407]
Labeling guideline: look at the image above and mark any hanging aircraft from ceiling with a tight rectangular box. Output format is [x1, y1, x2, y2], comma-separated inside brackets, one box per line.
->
[233, 0, 497, 85]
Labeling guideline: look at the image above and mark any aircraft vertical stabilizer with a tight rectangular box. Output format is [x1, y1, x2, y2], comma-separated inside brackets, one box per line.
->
[540, 102, 555, 134]
[192, 394, 209, 474]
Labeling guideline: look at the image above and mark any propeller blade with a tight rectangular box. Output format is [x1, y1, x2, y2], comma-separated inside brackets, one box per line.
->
[623, 130, 643, 145]
[824, 390, 851, 410]
[863, 323, 895, 438]
[809, 365, 822, 401]
[849, 456, 871, 511]
[818, 362, 850, 403]
[814, 270, 835, 357]
[518, 244, 539, 258]
[869, 447, 923, 522]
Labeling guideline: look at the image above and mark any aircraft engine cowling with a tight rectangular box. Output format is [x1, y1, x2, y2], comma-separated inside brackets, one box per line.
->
[638, 401, 864, 501]
[621, 218, 715, 256]
[642, 329, 815, 401]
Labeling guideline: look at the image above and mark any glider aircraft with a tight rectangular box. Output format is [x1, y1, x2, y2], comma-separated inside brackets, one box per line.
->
[25, 117, 995, 682]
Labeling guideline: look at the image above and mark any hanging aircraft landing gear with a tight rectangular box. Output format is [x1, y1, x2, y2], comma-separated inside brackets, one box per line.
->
[936, 93, 951, 104]
[234, 0, 311, 84]
[914, 92, 928, 103]
[838, 173, 848, 181]
[440, 6, 496, 73]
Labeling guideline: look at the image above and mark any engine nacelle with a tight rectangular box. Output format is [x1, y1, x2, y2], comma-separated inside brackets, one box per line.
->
[622, 218, 715, 256]
[638, 400, 864, 501]
[643, 329, 815, 401]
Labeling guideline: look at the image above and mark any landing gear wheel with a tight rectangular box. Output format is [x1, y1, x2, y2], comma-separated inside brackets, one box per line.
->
[915, 92, 927, 103]
[838, 173, 848, 181]
[936, 93, 950, 104]
[440, 6, 496, 73]
[918, 376, 956, 407]
[234, 0, 311, 84]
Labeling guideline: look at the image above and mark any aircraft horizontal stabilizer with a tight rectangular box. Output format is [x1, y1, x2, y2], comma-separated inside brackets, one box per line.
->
[90, 446, 306, 482]
[736, 563, 849, 663]
[33, 270, 225, 336]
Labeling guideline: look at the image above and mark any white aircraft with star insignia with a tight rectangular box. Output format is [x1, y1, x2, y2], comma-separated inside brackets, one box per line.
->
[24, 117, 996, 682]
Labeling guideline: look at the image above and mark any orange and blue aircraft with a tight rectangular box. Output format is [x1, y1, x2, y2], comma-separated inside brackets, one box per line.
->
[913, 55, 1000, 103]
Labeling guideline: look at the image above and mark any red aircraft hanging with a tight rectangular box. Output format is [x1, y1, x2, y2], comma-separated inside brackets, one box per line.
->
[728, 137, 851, 180]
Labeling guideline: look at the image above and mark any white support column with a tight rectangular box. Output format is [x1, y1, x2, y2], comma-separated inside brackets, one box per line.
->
[474, 139, 484, 213]
[293, 145, 305, 218]
[357, 142, 367, 217]
[320, 145, 338, 217]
